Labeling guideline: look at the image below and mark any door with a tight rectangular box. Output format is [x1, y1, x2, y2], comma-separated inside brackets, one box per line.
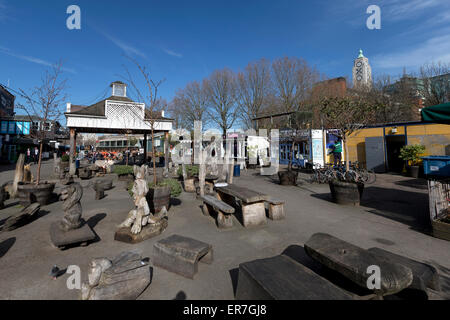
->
[385, 135, 406, 172]
[365, 136, 386, 173]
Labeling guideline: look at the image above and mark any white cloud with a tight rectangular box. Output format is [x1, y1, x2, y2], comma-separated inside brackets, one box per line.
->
[372, 32, 450, 70]
[0, 46, 76, 74]
[163, 48, 183, 58]
[98, 30, 146, 58]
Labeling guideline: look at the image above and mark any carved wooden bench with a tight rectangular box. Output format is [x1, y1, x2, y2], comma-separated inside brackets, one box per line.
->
[236, 255, 354, 300]
[200, 195, 235, 228]
[153, 234, 213, 279]
[304, 233, 414, 297]
[266, 198, 285, 220]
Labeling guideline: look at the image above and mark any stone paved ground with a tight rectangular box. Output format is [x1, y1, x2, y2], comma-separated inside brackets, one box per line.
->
[0, 161, 449, 300]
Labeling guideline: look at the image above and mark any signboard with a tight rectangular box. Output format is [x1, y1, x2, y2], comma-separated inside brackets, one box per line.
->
[311, 129, 324, 167]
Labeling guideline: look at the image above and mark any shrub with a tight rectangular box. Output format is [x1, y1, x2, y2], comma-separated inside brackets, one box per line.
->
[113, 165, 134, 176]
[128, 178, 182, 198]
[399, 144, 426, 166]
[177, 165, 199, 178]
[61, 154, 70, 162]
[148, 178, 182, 198]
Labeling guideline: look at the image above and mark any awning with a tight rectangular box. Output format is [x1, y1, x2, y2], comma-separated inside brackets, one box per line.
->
[421, 102, 450, 124]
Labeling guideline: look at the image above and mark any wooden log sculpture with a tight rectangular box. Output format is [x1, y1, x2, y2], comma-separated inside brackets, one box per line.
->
[117, 165, 163, 235]
[59, 182, 84, 231]
[80, 250, 151, 300]
[50, 181, 96, 249]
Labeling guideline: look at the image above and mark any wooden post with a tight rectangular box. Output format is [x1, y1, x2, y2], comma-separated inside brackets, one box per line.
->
[11, 153, 25, 198]
[227, 159, 234, 184]
[69, 128, 76, 175]
[164, 131, 169, 171]
[143, 133, 148, 164]
[199, 150, 206, 197]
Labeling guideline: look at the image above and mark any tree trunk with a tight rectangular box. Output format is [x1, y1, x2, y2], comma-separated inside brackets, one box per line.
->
[152, 128, 157, 185]
[36, 141, 44, 185]
[344, 137, 349, 172]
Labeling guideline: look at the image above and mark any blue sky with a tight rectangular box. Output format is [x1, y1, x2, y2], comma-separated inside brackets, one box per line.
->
[1, 0, 449, 123]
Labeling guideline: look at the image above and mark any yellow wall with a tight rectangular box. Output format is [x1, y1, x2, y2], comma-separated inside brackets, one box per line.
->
[344, 123, 450, 167]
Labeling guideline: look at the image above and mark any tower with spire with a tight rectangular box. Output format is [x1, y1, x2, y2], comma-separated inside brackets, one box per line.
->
[352, 49, 372, 89]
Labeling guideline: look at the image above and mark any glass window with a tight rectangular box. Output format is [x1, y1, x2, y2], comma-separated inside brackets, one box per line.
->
[110, 141, 116, 147]
[117, 140, 123, 147]
[104, 141, 110, 147]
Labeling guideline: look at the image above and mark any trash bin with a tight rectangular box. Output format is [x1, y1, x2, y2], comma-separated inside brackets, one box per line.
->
[422, 156, 450, 178]
[233, 164, 241, 177]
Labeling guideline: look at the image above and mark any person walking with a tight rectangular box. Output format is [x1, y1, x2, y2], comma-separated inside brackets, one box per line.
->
[34, 147, 39, 164]
[26, 148, 31, 164]
[331, 139, 342, 167]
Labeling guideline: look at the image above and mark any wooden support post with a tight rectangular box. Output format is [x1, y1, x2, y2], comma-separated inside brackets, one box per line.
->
[69, 128, 76, 175]
[164, 131, 169, 170]
[199, 150, 206, 197]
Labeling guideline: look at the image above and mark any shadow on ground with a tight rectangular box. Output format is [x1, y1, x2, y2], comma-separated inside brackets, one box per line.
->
[310, 185, 430, 231]
[394, 178, 428, 190]
[0, 237, 16, 258]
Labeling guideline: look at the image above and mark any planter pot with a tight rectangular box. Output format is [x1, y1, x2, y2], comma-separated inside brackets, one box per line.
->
[78, 167, 92, 180]
[17, 182, 55, 206]
[96, 179, 113, 191]
[409, 165, 420, 178]
[329, 180, 364, 206]
[147, 186, 171, 214]
[182, 177, 196, 193]
[278, 171, 298, 186]
[59, 161, 70, 172]
[431, 216, 450, 241]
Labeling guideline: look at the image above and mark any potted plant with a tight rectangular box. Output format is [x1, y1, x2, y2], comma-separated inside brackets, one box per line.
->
[320, 96, 377, 205]
[127, 178, 181, 214]
[399, 144, 425, 178]
[16, 62, 67, 206]
[113, 165, 135, 181]
[60, 154, 70, 168]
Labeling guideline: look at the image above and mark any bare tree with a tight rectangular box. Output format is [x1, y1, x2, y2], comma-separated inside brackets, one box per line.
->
[204, 68, 238, 135]
[364, 73, 421, 123]
[236, 59, 272, 129]
[122, 57, 165, 185]
[271, 57, 320, 113]
[320, 96, 377, 171]
[171, 80, 209, 130]
[17, 61, 68, 184]
[419, 61, 450, 107]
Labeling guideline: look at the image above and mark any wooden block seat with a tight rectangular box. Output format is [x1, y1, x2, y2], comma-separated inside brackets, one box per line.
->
[235, 255, 354, 300]
[216, 185, 269, 228]
[266, 198, 285, 220]
[201, 195, 235, 228]
[304, 233, 414, 297]
[153, 234, 213, 279]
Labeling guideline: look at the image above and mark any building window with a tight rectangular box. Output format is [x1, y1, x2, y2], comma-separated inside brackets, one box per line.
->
[110, 141, 116, 147]
[117, 140, 123, 147]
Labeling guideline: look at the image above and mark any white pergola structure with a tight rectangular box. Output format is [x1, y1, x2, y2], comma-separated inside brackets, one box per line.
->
[65, 81, 173, 174]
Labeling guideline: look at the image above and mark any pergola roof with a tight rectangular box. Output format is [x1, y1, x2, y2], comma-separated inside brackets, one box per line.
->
[65, 95, 173, 134]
